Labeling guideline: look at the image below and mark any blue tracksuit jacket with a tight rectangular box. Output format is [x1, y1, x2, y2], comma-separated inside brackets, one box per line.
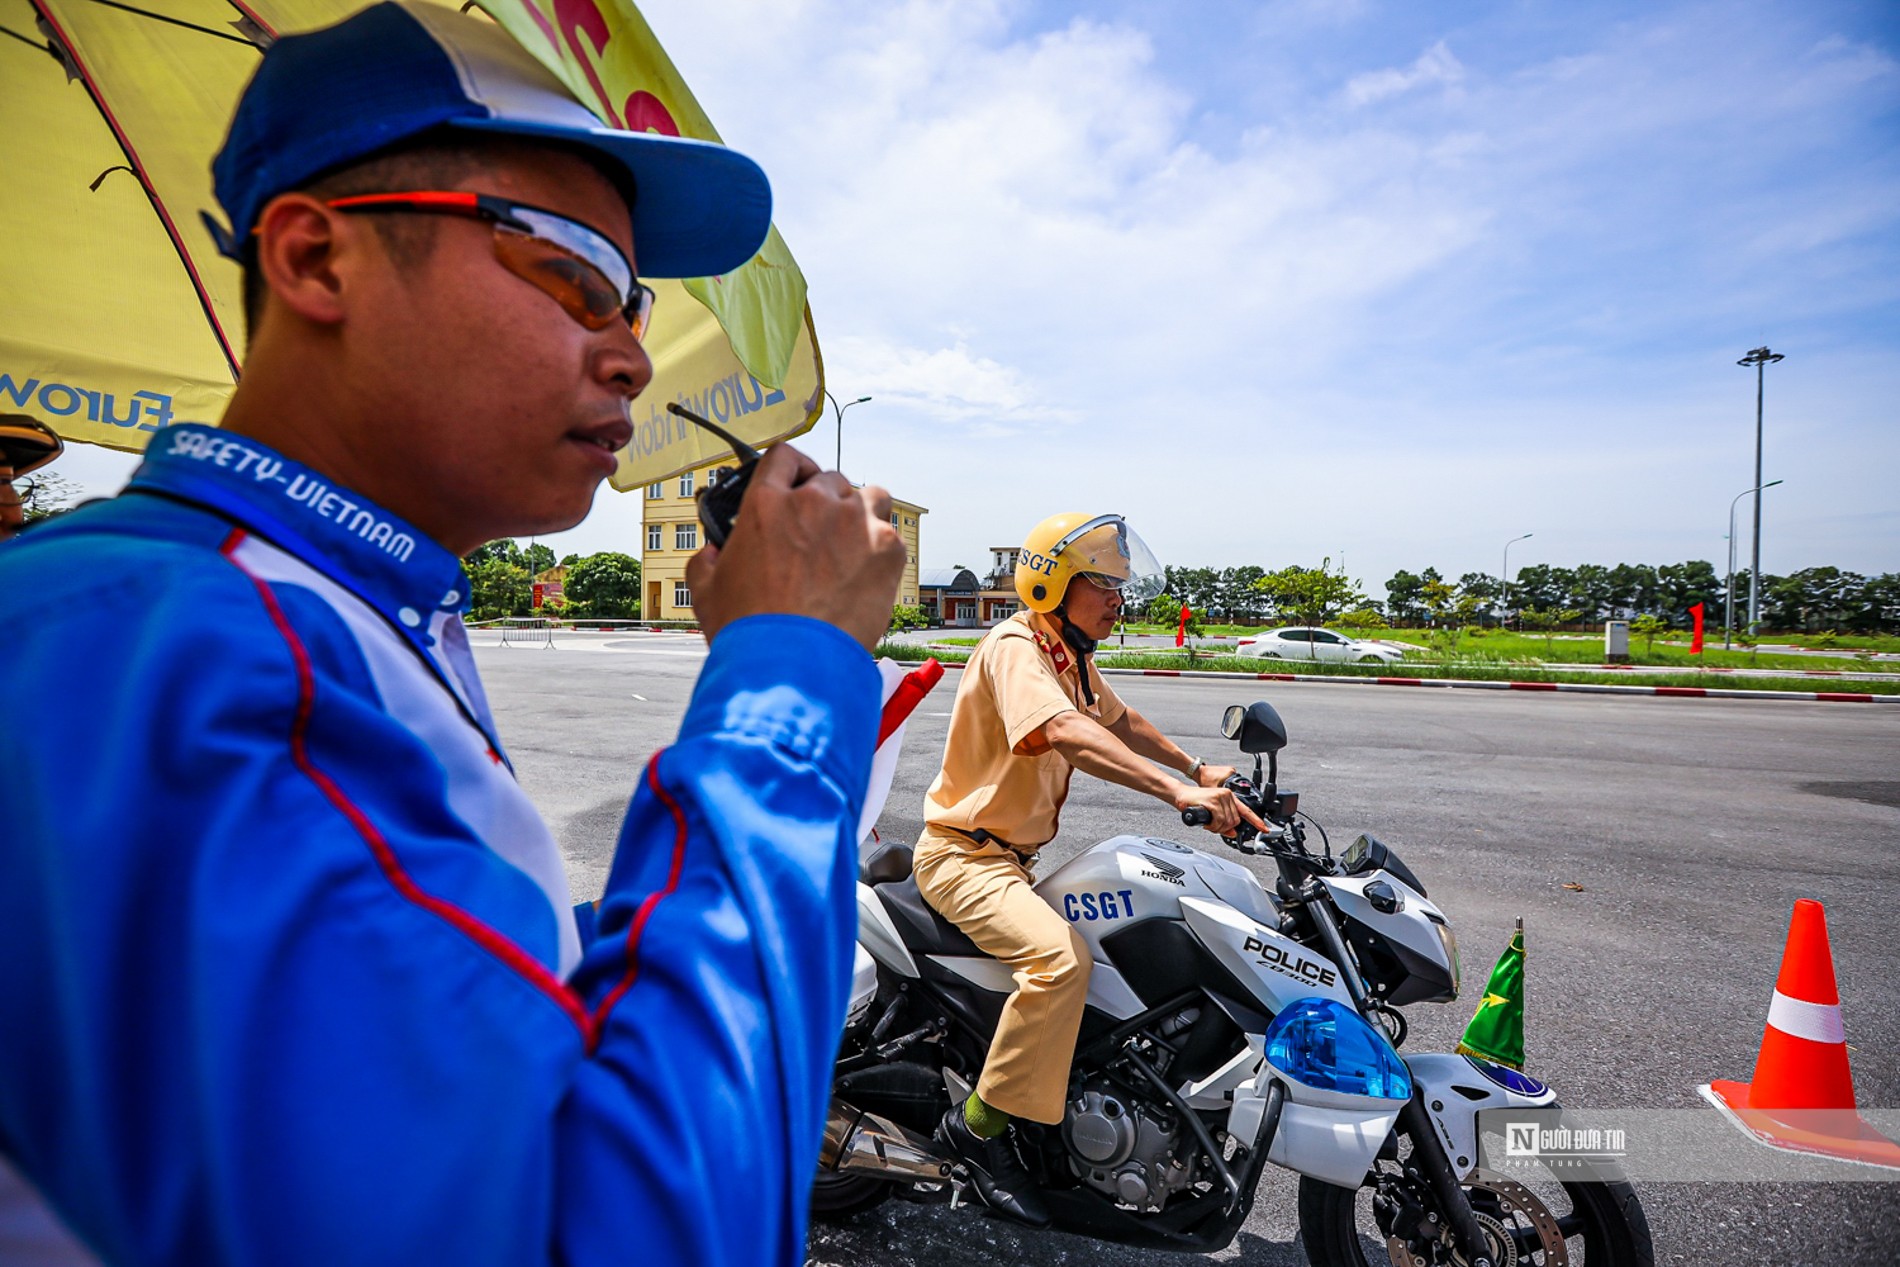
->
[0, 425, 878, 1265]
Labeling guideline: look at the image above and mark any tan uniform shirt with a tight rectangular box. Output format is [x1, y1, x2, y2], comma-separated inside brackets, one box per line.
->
[923, 611, 1126, 850]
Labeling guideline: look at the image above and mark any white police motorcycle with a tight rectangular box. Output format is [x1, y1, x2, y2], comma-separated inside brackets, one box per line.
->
[817, 699, 1652, 1266]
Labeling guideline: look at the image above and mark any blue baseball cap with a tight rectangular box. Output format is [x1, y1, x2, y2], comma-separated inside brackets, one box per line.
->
[207, 0, 771, 279]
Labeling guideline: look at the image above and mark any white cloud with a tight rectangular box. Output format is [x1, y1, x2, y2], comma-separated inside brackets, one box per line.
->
[828, 335, 1069, 432]
[1343, 40, 1465, 107]
[545, 0, 1900, 588]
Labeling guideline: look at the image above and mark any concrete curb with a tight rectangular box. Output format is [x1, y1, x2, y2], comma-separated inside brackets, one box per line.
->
[1108, 667, 1899, 703]
[912, 660, 1898, 704]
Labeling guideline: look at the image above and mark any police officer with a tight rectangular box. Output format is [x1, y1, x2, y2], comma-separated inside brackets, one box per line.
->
[916, 512, 1265, 1224]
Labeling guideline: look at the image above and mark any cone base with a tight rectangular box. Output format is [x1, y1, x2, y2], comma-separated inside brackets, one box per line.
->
[1700, 1080, 1900, 1172]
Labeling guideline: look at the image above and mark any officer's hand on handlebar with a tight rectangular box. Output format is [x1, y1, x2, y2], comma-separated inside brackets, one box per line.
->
[1173, 783, 1268, 836]
[1194, 763, 1240, 789]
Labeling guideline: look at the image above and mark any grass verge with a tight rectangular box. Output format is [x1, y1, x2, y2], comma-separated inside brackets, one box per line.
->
[873, 642, 1900, 695]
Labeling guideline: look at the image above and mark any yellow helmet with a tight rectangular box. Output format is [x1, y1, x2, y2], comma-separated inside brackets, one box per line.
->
[1013, 513, 1164, 613]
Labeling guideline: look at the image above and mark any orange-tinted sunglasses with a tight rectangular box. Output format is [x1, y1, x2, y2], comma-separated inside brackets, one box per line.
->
[326, 191, 654, 340]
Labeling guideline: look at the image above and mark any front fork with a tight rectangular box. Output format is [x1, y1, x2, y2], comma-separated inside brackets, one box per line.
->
[1394, 1096, 1497, 1267]
[1289, 875, 1495, 1267]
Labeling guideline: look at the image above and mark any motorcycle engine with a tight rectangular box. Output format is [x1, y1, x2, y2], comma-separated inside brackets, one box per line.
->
[1060, 1082, 1195, 1212]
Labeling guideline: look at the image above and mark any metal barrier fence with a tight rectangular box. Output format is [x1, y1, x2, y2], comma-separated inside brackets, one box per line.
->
[499, 617, 556, 649]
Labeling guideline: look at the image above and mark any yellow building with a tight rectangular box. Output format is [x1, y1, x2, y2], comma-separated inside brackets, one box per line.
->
[639, 456, 925, 622]
[891, 495, 925, 609]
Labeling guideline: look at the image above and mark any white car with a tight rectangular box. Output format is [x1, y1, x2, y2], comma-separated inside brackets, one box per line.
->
[1235, 626, 1404, 664]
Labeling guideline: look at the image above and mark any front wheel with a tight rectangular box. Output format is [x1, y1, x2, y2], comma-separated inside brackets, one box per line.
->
[1297, 1168, 1652, 1266]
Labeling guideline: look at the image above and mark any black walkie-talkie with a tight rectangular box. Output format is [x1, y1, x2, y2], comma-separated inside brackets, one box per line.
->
[664, 402, 763, 548]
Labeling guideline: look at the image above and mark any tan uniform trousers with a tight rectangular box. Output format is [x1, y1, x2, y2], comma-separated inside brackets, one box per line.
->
[912, 827, 1089, 1125]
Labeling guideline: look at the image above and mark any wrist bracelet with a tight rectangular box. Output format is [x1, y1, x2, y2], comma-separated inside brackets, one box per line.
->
[1188, 757, 1206, 779]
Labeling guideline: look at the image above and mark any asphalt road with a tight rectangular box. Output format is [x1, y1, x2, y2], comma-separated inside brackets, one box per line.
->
[474, 632, 1900, 1265]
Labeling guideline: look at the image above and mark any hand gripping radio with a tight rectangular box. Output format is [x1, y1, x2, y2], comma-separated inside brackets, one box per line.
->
[664, 402, 763, 548]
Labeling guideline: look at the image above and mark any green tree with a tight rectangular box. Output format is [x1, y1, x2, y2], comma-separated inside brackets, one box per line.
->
[1566, 564, 1613, 622]
[1764, 566, 1863, 634]
[1630, 613, 1668, 654]
[1422, 576, 1483, 653]
[21, 472, 83, 523]
[1510, 564, 1563, 614]
[1163, 566, 1220, 614]
[468, 538, 555, 579]
[1223, 565, 1268, 622]
[889, 604, 929, 632]
[466, 538, 525, 568]
[1384, 569, 1427, 625]
[1337, 605, 1389, 629]
[564, 551, 642, 619]
[1257, 560, 1364, 630]
[1456, 572, 1500, 624]
[1607, 563, 1656, 616]
[1655, 561, 1721, 627]
[467, 558, 531, 621]
[1855, 573, 1900, 634]
[1145, 593, 1202, 635]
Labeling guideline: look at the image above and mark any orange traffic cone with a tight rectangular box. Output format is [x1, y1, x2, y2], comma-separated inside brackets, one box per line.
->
[1699, 899, 1900, 1170]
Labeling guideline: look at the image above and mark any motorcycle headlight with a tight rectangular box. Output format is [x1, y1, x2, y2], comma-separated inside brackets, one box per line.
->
[1434, 920, 1460, 999]
[1264, 998, 1413, 1101]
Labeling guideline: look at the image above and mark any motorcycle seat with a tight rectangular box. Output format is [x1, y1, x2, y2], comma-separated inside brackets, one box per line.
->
[875, 876, 986, 960]
[859, 837, 914, 886]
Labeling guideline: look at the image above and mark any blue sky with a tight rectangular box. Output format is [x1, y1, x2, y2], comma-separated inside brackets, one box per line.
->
[577, 0, 1900, 593]
[58, 0, 1900, 594]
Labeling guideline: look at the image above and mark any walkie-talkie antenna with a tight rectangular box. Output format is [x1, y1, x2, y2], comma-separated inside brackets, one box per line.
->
[665, 402, 763, 463]
[663, 402, 762, 549]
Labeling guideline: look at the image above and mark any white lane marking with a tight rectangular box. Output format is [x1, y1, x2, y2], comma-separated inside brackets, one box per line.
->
[631, 694, 648, 701]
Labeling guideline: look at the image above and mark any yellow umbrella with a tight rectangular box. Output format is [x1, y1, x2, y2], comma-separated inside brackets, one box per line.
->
[0, 0, 822, 487]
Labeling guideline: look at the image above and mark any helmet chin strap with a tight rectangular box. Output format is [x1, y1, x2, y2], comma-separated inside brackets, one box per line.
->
[1052, 604, 1098, 706]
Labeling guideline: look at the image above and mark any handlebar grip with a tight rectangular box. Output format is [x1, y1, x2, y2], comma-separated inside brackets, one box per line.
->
[1181, 807, 1214, 827]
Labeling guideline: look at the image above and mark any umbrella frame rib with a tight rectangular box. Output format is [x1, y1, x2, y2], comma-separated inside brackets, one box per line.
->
[29, 0, 249, 381]
[74, 0, 258, 45]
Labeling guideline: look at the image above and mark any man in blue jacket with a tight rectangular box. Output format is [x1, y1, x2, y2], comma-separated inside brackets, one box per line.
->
[0, 5, 904, 1265]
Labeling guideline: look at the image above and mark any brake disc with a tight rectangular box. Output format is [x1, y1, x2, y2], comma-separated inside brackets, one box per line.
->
[1382, 1170, 1567, 1267]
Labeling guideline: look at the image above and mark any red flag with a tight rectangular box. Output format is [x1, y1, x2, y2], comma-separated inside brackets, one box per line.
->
[1690, 602, 1705, 654]
[1176, 604, 1190, 648]
[876, 658, 945, 747]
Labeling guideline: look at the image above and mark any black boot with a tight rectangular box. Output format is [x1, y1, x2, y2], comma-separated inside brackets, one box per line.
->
[936, 1106, 1051, 1228]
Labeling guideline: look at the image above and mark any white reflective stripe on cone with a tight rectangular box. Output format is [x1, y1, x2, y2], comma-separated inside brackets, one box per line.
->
[1766, 990, 1846, 1044]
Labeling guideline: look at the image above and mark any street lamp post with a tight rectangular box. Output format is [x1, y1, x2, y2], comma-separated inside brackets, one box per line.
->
[1500, 533, 1533, 628]
[825, 390, 871, 472]
[1736, 347, 1784, 634]
[1725, 480, 1782, 648]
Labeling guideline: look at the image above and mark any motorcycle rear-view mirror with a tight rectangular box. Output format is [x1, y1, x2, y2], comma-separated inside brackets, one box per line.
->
[1222, 701, 1288, 754]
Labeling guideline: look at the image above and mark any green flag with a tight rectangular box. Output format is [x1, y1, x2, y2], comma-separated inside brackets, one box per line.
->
[1457, 918, 1525, 1070]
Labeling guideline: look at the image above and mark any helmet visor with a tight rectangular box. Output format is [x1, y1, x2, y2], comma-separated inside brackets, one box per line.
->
[1058, 515, 1165, 607]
